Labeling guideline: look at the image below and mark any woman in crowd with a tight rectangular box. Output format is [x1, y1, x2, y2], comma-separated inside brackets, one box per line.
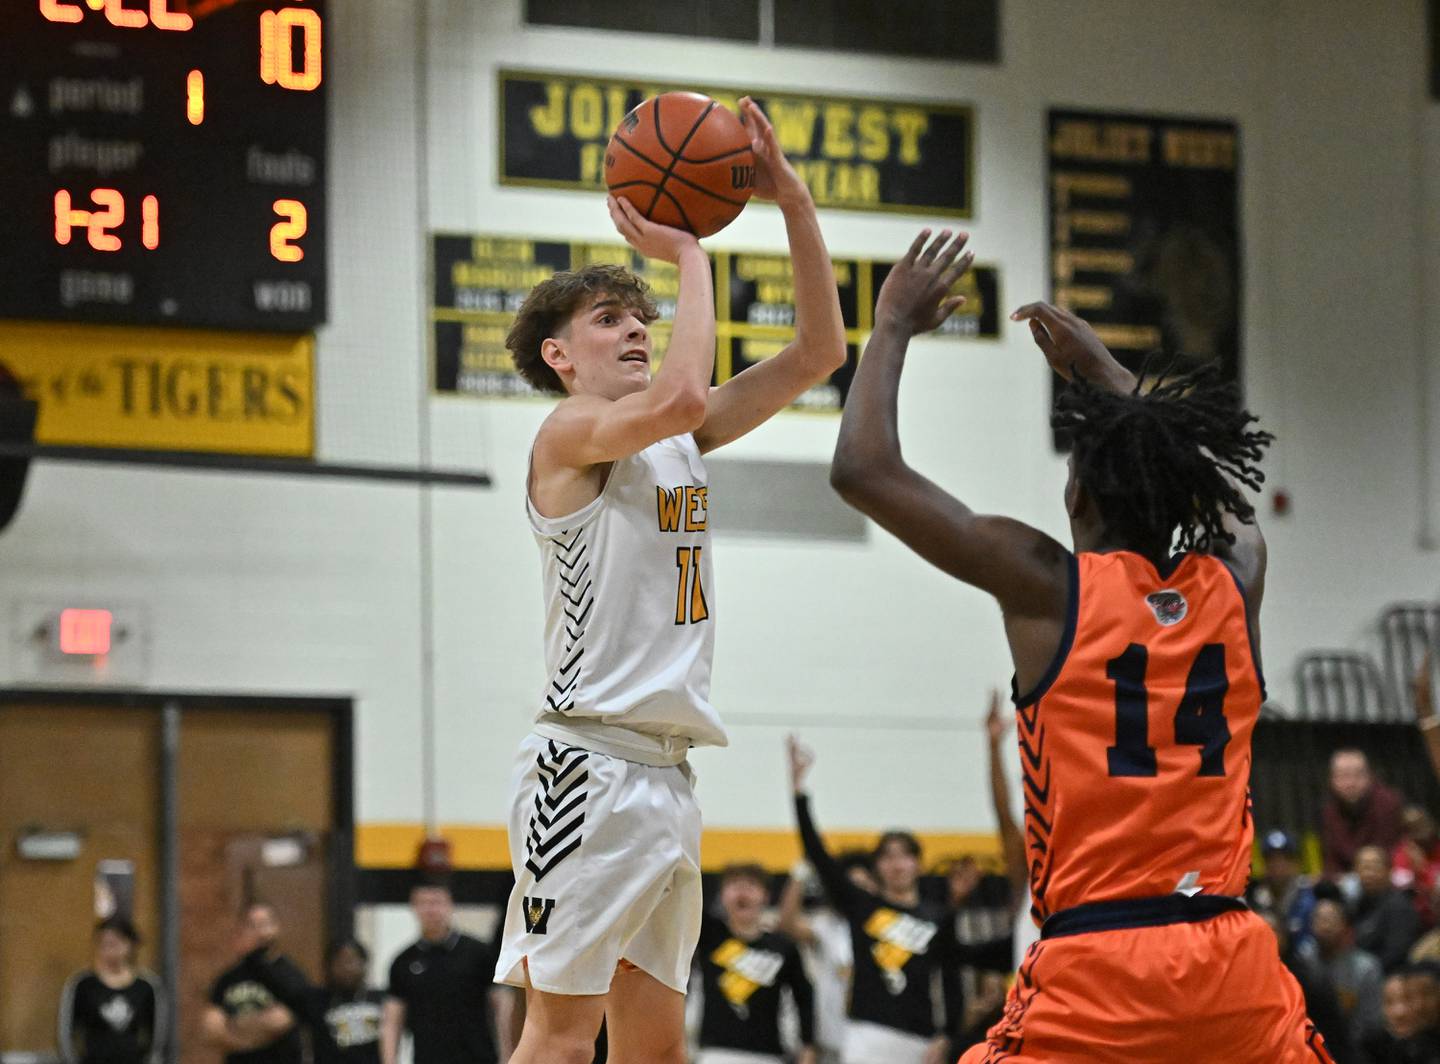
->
[58, 918, 166, 1064]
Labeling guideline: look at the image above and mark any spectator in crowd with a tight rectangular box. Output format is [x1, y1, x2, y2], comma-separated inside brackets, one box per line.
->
[1249, 829, 1319, 950]
[1393, 806, 1440, 928]
[1324, 750, 1405, 878]
[380, 879, 508, 1064]
[320, 939, 384, 1064]
[1258, 908, 1354, 1062]
[1354, 847, 1423, 972]
[202, 902, 303, 1064]
[1358, 967, 1440, 1063]
[778, 853, 873, 1064]
[788, 735, 961, 1064]
[58, 918, 166, 1064]
[692, 863, 816, 1064]
[1304, 894, 1385, 1042]
[241, 935, 385, 1064]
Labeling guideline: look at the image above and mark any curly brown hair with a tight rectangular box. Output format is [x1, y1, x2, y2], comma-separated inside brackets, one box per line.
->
[506, 264, 659, 394]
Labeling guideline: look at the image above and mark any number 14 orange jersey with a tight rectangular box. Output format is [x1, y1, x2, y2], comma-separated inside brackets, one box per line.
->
[1017, 550, 1263, 925]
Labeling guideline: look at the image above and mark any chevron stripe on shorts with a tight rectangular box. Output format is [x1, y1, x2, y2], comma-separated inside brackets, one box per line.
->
[525, 740, 589, 882]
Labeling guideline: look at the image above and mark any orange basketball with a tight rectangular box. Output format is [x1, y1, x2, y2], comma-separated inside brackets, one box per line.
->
[605, 92, 755, 238]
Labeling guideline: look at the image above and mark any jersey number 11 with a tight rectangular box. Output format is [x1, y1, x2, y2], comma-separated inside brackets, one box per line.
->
[674, 547, 710, 625]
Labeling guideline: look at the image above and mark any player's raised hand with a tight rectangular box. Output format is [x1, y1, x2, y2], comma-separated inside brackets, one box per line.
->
[1010, 301, 1133, 393]
[1416, 654, 1434, 723]
[984, 687, 1008, 747]
[738, 96, 809, 208]
[875, 229, 973, 336]
[606, 194, 701, 264]
[787, 733, 815, 793]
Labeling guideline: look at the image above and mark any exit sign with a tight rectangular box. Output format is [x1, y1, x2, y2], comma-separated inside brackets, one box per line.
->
[58, 609, 113, 656]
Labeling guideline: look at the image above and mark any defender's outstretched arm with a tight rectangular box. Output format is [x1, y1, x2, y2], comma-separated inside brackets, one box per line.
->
[830, 231, 1068, 620]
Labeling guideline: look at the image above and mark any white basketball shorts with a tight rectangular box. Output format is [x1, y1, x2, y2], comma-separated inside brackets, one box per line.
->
[494, 732, 702, 996]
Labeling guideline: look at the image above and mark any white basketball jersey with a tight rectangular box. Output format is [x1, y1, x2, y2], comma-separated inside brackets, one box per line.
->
[527, 433, 726, 752]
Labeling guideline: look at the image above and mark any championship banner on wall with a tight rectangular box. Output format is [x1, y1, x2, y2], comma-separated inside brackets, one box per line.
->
[0, 322, 313, 456]
[432, 233, 1000, 411]
[499, 69, 975, 217]
[1047, 109, 1241, 439]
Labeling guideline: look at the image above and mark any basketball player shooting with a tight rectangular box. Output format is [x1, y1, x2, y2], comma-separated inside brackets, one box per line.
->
[494, 97, 846, 1064]
[830, 230, 1335, 1063]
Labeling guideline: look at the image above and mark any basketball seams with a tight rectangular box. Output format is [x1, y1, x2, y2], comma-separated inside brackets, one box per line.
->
[611, 133, 750, 208]
[645, 95, 718, 218]
[653, 185, 696, 234]
[672, 144, 754, 166]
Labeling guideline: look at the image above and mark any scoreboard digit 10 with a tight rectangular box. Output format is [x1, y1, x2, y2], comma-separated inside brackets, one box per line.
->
[0, 0, 327, 331]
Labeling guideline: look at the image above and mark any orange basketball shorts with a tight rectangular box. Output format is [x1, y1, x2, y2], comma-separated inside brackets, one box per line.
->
[959, 910, 1335, 1064]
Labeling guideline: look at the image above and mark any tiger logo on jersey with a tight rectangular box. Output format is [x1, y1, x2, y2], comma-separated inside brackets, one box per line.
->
[1145, 589, 1188, 626]
[863, 908, 938, 995]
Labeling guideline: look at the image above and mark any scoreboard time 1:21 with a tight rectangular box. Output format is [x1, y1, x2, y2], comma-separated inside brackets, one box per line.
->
[0, 0, 327, 332]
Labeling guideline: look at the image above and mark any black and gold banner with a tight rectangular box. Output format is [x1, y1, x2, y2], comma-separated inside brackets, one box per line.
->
[499, 69, 974, 217]
[1047, 109, 1242, 439]
[432, 233, 999, 411]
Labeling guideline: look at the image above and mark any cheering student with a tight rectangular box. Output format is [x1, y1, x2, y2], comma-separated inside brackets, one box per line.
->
[693, 863, 816, 1064]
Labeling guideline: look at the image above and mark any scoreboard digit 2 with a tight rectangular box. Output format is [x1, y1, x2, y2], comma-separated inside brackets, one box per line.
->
[0, 0, 327, 331]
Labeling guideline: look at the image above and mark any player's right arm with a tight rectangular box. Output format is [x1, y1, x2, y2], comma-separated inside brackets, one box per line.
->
[534, 197, 715, 472]
[831, 232, 1071, 640]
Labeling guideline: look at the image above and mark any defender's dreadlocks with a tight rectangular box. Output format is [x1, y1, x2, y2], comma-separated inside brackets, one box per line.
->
[1051, 359, 1273, 561]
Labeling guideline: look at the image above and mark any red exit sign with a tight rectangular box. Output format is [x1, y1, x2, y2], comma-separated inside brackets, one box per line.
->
[58, 608, 112, 655]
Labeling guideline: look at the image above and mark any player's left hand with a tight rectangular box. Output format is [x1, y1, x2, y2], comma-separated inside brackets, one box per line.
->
[795, 1048, 819, 1064]
[876, 229, 973, 335]
[739, 96, 809, 208]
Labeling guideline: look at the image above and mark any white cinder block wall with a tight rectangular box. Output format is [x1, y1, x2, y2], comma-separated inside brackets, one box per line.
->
[3, 2, 1437, 978]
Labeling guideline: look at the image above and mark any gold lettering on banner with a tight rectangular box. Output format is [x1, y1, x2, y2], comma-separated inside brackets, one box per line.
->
[1055, 285, 1114, 311]
[0, 322, 313, 456]
[1053, 248, 1135, 283]
[1162, 128, 1236, 169]
[1049, 120, 1153, 164]
[1091, 323, 1163, 350]
[529, 82, 567, 137]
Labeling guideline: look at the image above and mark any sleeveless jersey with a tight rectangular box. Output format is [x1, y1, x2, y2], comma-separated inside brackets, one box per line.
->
[527, 433, 725, 749]
[1017, 550, 1263, 924]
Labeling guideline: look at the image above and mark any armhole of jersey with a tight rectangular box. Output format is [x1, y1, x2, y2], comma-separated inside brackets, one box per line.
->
[1216, 556, 1268, 702]
[525, 450, 618, 536]
[1012, 552, 1080, 710]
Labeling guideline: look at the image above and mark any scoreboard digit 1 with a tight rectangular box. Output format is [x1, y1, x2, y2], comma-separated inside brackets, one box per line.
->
[0, 0, 327, 331]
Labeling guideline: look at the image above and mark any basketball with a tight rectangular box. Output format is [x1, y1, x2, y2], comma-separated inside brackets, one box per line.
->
[605, 92, 755, 238]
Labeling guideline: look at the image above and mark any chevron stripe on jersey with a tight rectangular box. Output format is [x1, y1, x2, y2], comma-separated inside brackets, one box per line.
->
[525, 741, 589, 882]
[546, 527, 593, 714]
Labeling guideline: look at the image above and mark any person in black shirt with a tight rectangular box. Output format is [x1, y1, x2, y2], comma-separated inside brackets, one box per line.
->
[788, 736, 961, 1064]
[381, 881, 505, 1064]
[202, 902, 303, 1064]
[321, 940, 385, 1064]
[243, 937, 386, 1064]
[58, 918, 166, 1064]
[694, 863, 816, 1064]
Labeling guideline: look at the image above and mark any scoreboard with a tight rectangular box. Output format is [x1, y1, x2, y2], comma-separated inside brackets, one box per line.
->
[0, 0, 327, 332]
